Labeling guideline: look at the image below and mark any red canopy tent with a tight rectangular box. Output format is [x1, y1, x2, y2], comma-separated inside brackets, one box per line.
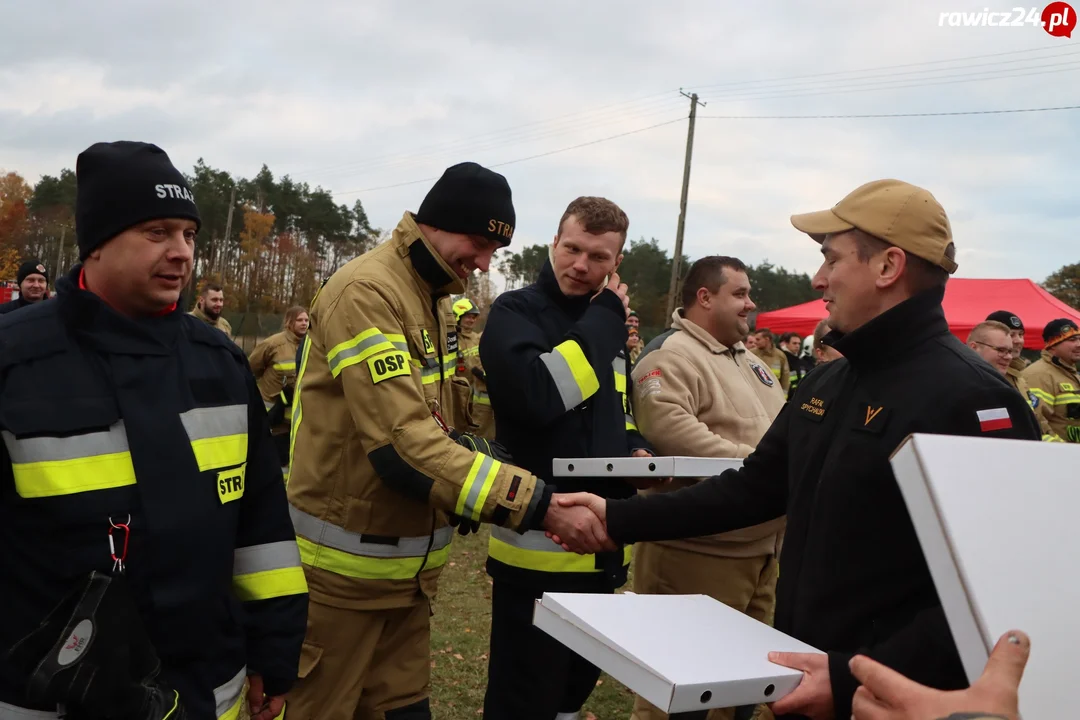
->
[754, 279, 1080, 351]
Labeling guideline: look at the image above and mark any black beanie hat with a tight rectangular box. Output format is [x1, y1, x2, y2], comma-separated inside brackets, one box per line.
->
[76, 141, 201, 260]
[1043, 318, 1079, 347]
[17, 259, 48, 286]
[986, 310, 1023, 331]
[414, 162, 515, 247]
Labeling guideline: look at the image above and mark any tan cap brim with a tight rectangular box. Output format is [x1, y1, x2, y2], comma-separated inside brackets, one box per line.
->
[790, 209, 854, 243]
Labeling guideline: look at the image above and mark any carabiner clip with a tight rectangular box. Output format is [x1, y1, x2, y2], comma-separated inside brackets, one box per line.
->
[108, 515, 131, 574]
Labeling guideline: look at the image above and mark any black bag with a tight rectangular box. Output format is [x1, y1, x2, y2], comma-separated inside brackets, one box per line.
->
[7, 571, 189, 720]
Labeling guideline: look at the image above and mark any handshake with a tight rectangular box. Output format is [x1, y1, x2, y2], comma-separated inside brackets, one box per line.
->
[542, 493, 614, 554]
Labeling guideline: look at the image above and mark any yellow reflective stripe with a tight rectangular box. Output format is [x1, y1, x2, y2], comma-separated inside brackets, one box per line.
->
[1043, 434, 1065, 442]
[288, 338, 314, 484]
[296, 536, 451, 580]
[625, 414, 638, 432]
[1030, 388, 1055, 404]
[273, 361, 296, 372]
[3, 423, 138, 499]
[461, 346, 480, 358]
[190, 435, 247, 473]
[472, 388, 491, 406]
[217, 695, 242, 720]
[456, 453, 501, 522]
[327, 329, 408, 378]
[1056, 392, 1080, 404]
[614, 371, 627, 394]
[180, 405, 248, 471]
[540, 340, 600, 411]
[233, 566, 308, 601]
[12, 452, 136, 498]
[771, 367, 782, 378]
[488, 529, 632, 573]
[232, 540, 307, 601]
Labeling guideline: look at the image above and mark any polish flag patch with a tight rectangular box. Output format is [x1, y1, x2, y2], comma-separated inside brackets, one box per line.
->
[977, 407, 1012, 432]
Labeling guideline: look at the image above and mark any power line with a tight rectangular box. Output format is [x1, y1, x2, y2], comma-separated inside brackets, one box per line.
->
[698, 59, 1080, 104]
[331, 117, 686, 197]
[686, 44, 1080, 92]
[699, 105, 1080, 119]
[288, 90, 681, 179]
[306, 101, 687, 183]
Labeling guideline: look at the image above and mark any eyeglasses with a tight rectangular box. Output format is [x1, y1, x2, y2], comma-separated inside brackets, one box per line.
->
[973, 341, 1012, 357]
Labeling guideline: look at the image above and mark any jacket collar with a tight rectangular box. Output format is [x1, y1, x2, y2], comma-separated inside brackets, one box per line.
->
[394, 212, 465, 298]
[827, 286, 950, 370]
[1042, 348, 1079, 375]
[57, 264, 182, 356]
[536, 259, 594, 317]
[672, 309, 746, 356]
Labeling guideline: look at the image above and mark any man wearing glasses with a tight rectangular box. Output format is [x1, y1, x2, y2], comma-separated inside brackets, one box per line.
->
[967, 320, 1061, 442]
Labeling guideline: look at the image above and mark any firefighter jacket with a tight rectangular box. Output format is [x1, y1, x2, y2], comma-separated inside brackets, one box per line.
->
[249, 329, 302, 433]
[783, 349, 810, 400]
[457, 328, 494, 439]
[0, 295, 41, 315]
[190, 306, 234, 341]
[1005, 361, 1062, 442]
[1022, 350, 1080, 442]
[480, 259, 651, 592]
[0, 266, 308, 719]
[752, 345, 790, 393]
[605, 287, 1040, 720]
[630, 310, 787, 559]
[286, 212, 547, 610]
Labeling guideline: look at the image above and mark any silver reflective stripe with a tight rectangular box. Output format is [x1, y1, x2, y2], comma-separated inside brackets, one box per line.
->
[555, 713, 581, 720]
[290, 505, 453, 558]
[612, 356, 626, 374]
[539, 350, 583, 412]
[179, 405, 247, 441]
[234, 540, 302, 576]
[0, 701, 58, 719]
[461, 454, 495, 519]
[214, 665, 247, 718]
[491, 526, 570, 554]
[264, 400, 276, 411]
[2, 422, 129, 464]
[328, 333, 408, 375]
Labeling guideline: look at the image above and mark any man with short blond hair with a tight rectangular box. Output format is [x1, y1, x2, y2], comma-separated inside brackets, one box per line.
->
[967, 321, 1060, 442]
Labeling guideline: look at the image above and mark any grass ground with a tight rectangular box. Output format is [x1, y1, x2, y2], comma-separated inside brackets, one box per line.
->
[429, 527, 636, 719]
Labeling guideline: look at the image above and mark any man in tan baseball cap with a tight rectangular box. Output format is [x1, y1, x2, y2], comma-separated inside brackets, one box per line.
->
[791, 178, 956, 335]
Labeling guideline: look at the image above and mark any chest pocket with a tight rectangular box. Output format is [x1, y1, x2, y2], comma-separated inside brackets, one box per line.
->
[178, 404, 248, 476]
[0, 398, 135, 500]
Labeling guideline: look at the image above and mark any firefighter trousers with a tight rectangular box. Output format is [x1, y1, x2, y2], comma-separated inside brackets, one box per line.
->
[284, 596, 431, 720]
[630, 543, 779, 720]
[482, 580, 609, 720]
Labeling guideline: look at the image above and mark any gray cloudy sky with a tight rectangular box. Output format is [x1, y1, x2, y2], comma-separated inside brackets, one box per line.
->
[2, 0, 1077, 287]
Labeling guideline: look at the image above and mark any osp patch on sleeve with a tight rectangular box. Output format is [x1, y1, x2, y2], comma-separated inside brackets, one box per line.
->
[368, 351, 411, 384]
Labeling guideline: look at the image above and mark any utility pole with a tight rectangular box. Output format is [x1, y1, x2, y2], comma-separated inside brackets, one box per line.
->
[664, 90, 705, 326]
[55, 226, 66, 279]
[220, 186, 237, 277]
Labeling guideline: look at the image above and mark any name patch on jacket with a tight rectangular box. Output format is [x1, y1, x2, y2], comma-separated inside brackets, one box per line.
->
[218, 464, 246, 504]
[750, 362, 775, 387]
[799, 396, 826, 420]
[369, 351, 411, 384]
[447, 330, 458, 354]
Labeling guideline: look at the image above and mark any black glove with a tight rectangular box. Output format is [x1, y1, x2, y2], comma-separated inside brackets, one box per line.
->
[470, 367, 486, 382]
[451, 431, 514, 463]
[446, 432, 515, 535]
[266, 397, 287, 427]
[8, 571, 189, 720]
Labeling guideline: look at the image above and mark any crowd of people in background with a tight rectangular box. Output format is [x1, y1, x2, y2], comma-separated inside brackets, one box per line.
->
[0, 142, 1068, 720]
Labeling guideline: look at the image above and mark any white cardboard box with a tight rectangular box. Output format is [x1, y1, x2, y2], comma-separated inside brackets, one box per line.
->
[552, 456, 743, 478]
[533, 592, 820, 714]
[891, 433, 1080, 719]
